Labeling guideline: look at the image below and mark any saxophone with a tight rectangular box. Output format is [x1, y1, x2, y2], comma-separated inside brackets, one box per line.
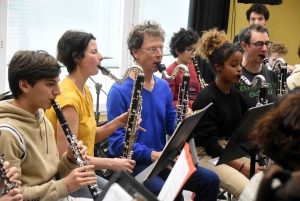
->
[240, 75, 268, 105]
[51, 100, 101, 200]
[0, 154, 18, 196]
[156, 63, 190, 126]
[262, 57, 288, 96]
[192, 57, 206, 89]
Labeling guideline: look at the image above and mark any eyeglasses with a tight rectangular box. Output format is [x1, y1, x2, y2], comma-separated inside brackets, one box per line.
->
[140, 47, 168, 55]
[248, 41, 272, 48]
[184, 48, 196, 55]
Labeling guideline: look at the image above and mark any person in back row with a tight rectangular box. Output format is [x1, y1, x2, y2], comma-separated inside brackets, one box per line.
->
[233, 4, 270, 43]
[163, 28, 201, 109]
[236, 24, 279, 107]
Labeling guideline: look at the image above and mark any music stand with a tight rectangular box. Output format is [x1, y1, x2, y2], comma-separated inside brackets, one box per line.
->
[98, 170, 158, 201]
[216, 103, 274, 178]
[135, 103, 212, 184]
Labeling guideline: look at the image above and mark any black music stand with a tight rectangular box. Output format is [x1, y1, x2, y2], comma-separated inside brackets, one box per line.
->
[216, 103, 274, 178]
[135, 103, 212, 184]
[98, 170, 158, 201]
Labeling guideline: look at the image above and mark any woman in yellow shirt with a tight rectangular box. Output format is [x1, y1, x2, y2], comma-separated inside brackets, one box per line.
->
[46, 30, 136, 199]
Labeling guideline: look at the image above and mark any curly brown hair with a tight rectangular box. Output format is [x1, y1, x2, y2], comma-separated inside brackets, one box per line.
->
[196, 28, 241, 70]
[268, 43, 288, 57]
[127, 20, 165, 61]
[196, 28, 229, 61]
[249, 93, 300, 170]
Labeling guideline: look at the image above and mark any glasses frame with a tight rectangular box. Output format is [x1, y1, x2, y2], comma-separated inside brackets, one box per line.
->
[184, 48, 196, 55]
[140, 47, 168, 55]
[248, 41, 272, 49]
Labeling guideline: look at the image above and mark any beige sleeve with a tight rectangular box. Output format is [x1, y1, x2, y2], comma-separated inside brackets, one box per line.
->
[57, 152, 78, 178]
[0, 130, 70, 200]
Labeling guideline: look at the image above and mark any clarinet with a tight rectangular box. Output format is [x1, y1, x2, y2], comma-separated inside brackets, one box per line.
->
[51, 100, 101, 200]
[192, 57, 206, 89]
[122, 73, 144, 159]
[240, 75, 268, 105]
[0, 154, 18, 196]
[156, 63, 190, 127]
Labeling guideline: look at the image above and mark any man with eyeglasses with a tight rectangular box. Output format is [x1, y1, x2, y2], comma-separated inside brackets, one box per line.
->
[164, 28, 201, 109]
[236, 24, 279, 107]
[106, 20, 220, 201]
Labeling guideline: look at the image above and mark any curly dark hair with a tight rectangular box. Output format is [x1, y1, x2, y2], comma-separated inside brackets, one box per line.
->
[196, 28, 242, 71]
[57, 30, 96, 73]
[8, 50, 61, 99]
[249, 93, 300, 170]
[246, 4, 270, 21]
[127, 20, 165, 61]
[169, 28, 199, 58]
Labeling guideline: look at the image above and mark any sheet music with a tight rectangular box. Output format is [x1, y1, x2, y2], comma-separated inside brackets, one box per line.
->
[103, 183, 134, 201]
[158, 142, 196, 201]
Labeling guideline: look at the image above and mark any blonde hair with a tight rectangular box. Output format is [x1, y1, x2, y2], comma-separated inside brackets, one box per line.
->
[268, 43, 288, 56]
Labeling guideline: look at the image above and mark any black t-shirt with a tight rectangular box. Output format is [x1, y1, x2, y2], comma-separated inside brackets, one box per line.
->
[235, 66, 278, 107]
[192, 81, 249, 158]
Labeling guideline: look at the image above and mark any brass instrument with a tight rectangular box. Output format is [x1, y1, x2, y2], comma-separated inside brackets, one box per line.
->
[262, 57, 288, 96]
[51, 101, 101, 200]
[156, 63, 190, 126]
[192, 58, 206, 89]
[98, 65, 143, 84]
[240, 75, 268, 105]
[0, 154, 18, 196]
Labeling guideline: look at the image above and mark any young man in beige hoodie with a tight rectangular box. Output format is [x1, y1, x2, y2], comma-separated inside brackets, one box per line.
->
[0, 50, 97, 201]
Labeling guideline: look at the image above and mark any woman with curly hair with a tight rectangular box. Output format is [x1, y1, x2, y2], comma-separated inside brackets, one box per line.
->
[192, 28, 264, 199]
[164, 28, 200, 108]
[240, 91, 300, 201]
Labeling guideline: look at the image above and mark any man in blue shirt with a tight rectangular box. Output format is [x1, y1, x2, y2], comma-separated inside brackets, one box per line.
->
[107, 20, 219, 201]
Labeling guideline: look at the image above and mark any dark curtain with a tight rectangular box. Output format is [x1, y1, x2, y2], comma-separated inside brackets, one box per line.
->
[188, 0, 231, 84]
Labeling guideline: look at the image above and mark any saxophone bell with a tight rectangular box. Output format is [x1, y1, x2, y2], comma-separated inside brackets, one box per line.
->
[156, 63, 190, 126]
[260, 55, 274, 71]
[98, 65, 144, 84]
[239, 75, 268, 105]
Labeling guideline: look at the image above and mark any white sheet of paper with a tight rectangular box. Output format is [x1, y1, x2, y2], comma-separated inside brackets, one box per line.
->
[209, 157, 219, 166]
[103, 183, 134, 201]
[158, 144, 195, 201]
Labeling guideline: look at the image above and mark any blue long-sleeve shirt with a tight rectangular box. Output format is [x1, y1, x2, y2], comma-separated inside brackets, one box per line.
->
[107, 76, 176, 165]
